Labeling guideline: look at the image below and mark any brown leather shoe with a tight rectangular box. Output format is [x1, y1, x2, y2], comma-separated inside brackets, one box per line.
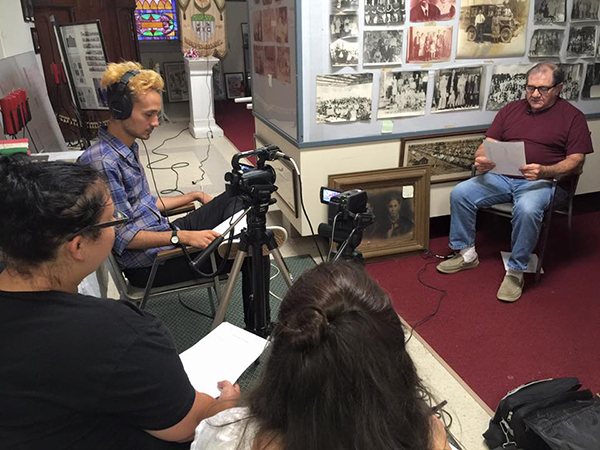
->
[436, 253, 480, 274]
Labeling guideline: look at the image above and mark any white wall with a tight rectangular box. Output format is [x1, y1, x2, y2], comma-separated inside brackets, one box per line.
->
[0, 0, 43, 74]
[0, 0, 35, 59]
[221, 2, 248, 75]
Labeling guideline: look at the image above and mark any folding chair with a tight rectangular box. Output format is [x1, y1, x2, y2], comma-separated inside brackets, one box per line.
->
[479, 174, 580, 284]
[103, 203, 228, 313]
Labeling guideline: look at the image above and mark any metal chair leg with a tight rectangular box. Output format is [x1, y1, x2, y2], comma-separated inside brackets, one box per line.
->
[140, 260, 161, 309]
[535, 209, 554, 284]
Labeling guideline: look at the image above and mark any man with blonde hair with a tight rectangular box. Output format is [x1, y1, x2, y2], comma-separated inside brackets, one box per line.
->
[80, 62, 274, 332]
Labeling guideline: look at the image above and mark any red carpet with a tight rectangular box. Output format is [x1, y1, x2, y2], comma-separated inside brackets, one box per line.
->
[214, 100, 255, 153]
[366, 210, 600, 409]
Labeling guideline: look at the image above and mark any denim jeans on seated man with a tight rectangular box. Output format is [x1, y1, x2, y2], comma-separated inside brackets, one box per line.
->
[448, 172, 568, 271]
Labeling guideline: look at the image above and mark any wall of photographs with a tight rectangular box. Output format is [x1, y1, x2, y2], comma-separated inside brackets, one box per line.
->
[248, 0, 298, 141]
[299, 0, 600, 144]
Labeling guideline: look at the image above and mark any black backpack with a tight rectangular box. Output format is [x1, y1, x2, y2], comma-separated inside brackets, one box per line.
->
[483, 377, 596, 450]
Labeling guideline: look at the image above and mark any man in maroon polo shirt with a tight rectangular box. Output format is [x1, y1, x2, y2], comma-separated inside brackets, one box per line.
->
[436, 62, 594, 302]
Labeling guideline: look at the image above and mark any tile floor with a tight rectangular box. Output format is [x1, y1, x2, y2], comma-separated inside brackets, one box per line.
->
[117, 114, 493, 450]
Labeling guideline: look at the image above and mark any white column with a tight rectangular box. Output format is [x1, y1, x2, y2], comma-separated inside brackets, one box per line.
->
[185, 57, 224, 139]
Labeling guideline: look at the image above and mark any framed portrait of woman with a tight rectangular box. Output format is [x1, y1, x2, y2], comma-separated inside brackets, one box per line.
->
[328, 166, 430, 260]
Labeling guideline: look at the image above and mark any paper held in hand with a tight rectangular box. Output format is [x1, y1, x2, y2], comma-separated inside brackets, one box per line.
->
[484, 141, 526, 177]
[179, 322, 269, 398]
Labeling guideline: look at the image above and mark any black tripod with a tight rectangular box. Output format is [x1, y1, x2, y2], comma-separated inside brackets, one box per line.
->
[211, 202, 293, 338]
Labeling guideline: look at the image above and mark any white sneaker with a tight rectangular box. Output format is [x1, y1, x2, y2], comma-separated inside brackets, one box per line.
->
[218, 226, 287, 259]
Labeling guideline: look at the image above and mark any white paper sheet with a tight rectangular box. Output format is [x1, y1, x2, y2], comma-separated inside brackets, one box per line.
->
[213, 210, 247, 238]
[501, 251, 544, 274]
[179, 322, 269, 398]
[485, 140, 526, 177]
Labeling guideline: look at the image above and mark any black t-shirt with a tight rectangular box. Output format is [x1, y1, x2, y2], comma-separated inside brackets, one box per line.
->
[0, 290, 196, 449]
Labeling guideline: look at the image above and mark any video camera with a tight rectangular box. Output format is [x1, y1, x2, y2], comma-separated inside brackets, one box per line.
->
[225, 146, 281, 205]
[318, 187, 374, 263]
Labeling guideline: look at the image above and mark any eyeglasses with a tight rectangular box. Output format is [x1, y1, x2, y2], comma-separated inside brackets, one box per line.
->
[525, 84, 558, 95]
[67, 210, 129, 241]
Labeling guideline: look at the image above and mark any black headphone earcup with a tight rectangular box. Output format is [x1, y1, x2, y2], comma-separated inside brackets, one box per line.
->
[109, 96, 132, 120]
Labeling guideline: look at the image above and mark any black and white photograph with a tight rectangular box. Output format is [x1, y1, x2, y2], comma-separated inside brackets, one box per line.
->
[432, 66, 483, 113]
[571, 0, 600, 21]
[406, 26, 452, 63]
[332, 0, 359, 12]
[456, 1, 529, 59]
[253, 10, 262, 42]
[377, 70, 428, 119]
[264, 46, 276, 77]
[410, 0, 456, 22]
[276, 47, 291, 84]
[330, 39, 360, 67]
[275, 7, 288, 44]
[363, 188, 414, 242]
[534, 0, 566, 23]
[364, 0, 405, 25]
[558, 64, 584, 100]
[363, 30, 403, 66]
[93, 78, 108, 108]
[486, 64, 529, 111]
[566, 26, 597, 59]
[163, 62, 189, 102]
[253, 45, 265, 75]
[529, 29, 564, 57]
[65, 35, 77, 48]
[316, 73, 373, 123]
[582, 63, 600, 98]
[330, 14, 359, 40]
[401, 132, 485, 183]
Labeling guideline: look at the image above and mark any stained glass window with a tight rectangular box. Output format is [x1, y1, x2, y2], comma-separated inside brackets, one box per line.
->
[135, 0, 179, 41]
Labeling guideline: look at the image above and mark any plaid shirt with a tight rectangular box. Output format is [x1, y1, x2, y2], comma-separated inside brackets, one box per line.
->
[79, 127, 171, 269]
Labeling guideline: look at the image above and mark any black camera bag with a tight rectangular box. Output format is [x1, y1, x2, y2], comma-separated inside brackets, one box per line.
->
[483, 377, 593, 450]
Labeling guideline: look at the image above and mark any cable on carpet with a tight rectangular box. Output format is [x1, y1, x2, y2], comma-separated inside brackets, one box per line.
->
[177, 294, 215, 319]
[404, 251, 448, 344]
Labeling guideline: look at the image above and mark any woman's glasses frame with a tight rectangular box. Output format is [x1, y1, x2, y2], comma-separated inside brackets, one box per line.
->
[67, 211, 129, 241]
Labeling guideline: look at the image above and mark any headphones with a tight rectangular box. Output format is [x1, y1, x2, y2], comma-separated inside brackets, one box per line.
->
[108, 69, 140, 120]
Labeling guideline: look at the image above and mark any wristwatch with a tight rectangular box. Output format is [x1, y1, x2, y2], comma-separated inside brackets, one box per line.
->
[170, 229, 180, 245]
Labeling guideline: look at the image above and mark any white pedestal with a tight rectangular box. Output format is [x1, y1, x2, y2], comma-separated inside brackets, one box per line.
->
[185, 57, 224, 139]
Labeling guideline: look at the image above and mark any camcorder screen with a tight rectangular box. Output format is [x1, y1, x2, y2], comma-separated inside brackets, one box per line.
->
[320, 187, 341, 204]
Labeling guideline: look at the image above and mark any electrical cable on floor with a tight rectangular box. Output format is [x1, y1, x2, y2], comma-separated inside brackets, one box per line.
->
[144, 127, 191, 195]
[177, 294, 214, 319]
[191, 56, 216, 187]
[269, 262, 283, 301]
[404, 251, 448, 344]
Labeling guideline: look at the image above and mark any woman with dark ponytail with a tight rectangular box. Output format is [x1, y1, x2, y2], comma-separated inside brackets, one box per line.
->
[192, 261, 450, 450]
[0, 155, 239, 449]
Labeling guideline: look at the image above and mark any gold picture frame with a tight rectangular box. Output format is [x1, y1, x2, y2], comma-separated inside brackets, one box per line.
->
[328, 166, 430, 260]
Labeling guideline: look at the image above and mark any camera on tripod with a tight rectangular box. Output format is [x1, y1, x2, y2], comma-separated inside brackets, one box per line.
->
[225, 148, 279, 206]
[318, 187, 374, 263]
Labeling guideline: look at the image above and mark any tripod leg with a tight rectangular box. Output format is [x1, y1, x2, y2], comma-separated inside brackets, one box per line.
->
[250, 242, 269, 338]
[270, 248, 294, 288]
[210, 250, 247, 331]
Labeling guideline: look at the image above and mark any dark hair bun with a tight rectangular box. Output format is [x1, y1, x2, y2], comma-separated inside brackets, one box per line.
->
[278, 306, 330, 352]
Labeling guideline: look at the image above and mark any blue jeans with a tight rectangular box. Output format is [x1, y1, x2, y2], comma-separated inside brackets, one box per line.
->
[449, 173, 567, 271]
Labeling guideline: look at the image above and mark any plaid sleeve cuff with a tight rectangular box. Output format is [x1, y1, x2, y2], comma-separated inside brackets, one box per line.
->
[113, 223, 142, 256]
